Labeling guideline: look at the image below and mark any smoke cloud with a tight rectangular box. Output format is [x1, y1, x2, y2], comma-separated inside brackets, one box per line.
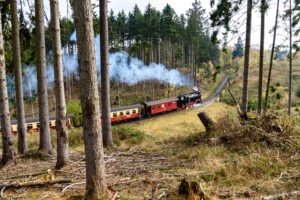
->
[8, 32, 192, 98]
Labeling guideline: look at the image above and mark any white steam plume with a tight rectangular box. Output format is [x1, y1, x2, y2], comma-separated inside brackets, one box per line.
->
[8, 31, 192, 98]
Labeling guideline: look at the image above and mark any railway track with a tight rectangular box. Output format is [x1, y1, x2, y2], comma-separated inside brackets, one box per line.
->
[116, 74, 230, 125]
[197, 75, 229, 108]
[5, 75, 230, 130]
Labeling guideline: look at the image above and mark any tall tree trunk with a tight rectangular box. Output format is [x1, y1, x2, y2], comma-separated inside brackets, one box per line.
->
[264, 0, 279, 111]
[288, 0, 293, 115]
[74, 0, 108, 199]
[241, 0, 252, 114]
[0, 9, 15, 165]
[100, 0, 113, 147]
[11, 0, 27, 154]
[50, 0, 69, 169]
[35, 0, 52, 153]
[258, 0, 266, 115]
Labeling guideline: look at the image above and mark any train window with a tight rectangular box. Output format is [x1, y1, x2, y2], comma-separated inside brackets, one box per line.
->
[120, 112, 124, 116]
[37, 123, 40, 128]
[126, 111, 130, 115]
[132, 110, 136, 114]
[27, 124, 33, 129]
[113, 113, 117, 117]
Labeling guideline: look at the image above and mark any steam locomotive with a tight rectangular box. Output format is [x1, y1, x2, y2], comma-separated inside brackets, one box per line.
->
[107, 91, 202, 123]
[3, 91, 201, 132]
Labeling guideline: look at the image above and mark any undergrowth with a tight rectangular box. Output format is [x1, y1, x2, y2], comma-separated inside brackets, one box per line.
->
[213, 112, 299, 151]
[184, 112, 299, 153]
[112, 125, 145, 146]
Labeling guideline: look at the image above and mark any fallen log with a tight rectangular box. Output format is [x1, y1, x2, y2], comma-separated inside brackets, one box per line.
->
[197, 112, 215, 134]
[0, 179, 72, 190]
[1, 171, 50, 181]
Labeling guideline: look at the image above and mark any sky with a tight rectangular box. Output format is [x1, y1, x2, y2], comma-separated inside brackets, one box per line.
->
[43, 0, 291, 49]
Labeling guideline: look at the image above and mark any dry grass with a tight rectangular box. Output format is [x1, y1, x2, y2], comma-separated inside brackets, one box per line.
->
[0, 102, 299, 200]
[131, 102, 233, 147]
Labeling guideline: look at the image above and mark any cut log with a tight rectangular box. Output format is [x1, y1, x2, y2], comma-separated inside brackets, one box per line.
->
[179, 178, 211, 200]
[198, 112, 215, 134]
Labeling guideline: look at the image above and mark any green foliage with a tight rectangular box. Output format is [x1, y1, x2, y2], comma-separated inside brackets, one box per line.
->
[275, 92, 283, 100]
[232, 37, 244, 59]
[112, 126, 145, 146]
[210, 0, 243, 44]
[68, 128, 83, 147]
[60, 17, 75, 47]
[215, 64, 222, 70]
[270, 85, 277, 93]
[247, 98, 258, 111]
[275, 82, 281, 87]
[67, 99, 82, 127]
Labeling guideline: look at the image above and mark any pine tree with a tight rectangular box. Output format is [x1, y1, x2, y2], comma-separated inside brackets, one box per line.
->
[0, 4, 15, 165]
[232, 37, 244, 59]
[241, 0, 253, 114]
[11, 0, 27, 154]
[35, 0, 52, 153]
[116, 10, 128, 49]
[74, 0, 108, 198]
[50, 0, 69, 169]
[288, 0, 293, 115]
[100, 0, 113, 147]
[258, 0, 267, 114]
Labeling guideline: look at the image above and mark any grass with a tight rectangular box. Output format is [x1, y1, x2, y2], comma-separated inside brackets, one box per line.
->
[131, 102, 233, 148]
[1, 102, 299, 199]
[112, 125, 145, 146]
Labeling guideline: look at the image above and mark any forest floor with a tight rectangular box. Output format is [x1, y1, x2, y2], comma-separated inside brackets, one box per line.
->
[0, 102, 300, 200]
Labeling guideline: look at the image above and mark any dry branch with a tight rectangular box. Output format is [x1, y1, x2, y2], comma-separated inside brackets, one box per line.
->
[0, 179, 72, 190]
[1, 171, 50, 181]
[262, 190, 300, 200]
[61, 181, 85, 193]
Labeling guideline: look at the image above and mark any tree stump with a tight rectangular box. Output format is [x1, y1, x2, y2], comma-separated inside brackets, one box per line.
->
[178, 178, 211, 200]
[197, 112, 215, 134]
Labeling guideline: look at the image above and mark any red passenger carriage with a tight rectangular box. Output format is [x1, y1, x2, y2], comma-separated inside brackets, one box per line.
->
[143, 98, 178, 116]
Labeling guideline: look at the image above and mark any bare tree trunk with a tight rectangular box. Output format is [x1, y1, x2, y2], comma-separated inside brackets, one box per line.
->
[264, 0, 279, 111]
[258, 0, 266, 115]
[241, 0, 252, 114]
[35, 0, 52, 153]
[288, 0, 293, 115]
[50, 0, 69, 169]
[74, 0, 108, 199]
[0, 9, 15, 165]
[11, 0, 27, 154]
[100, 0, 113, 147]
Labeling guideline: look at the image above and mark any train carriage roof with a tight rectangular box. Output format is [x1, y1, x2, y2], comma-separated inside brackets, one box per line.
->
[144, 97, 178, 107]
[10, 114, 75, 125]
[111, 104, 142, 112]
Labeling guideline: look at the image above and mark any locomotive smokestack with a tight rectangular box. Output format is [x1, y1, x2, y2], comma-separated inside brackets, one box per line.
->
[193, 87, 199, 92]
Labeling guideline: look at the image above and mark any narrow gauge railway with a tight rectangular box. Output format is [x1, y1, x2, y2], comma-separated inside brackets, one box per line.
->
[3, 75, 229, 132]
